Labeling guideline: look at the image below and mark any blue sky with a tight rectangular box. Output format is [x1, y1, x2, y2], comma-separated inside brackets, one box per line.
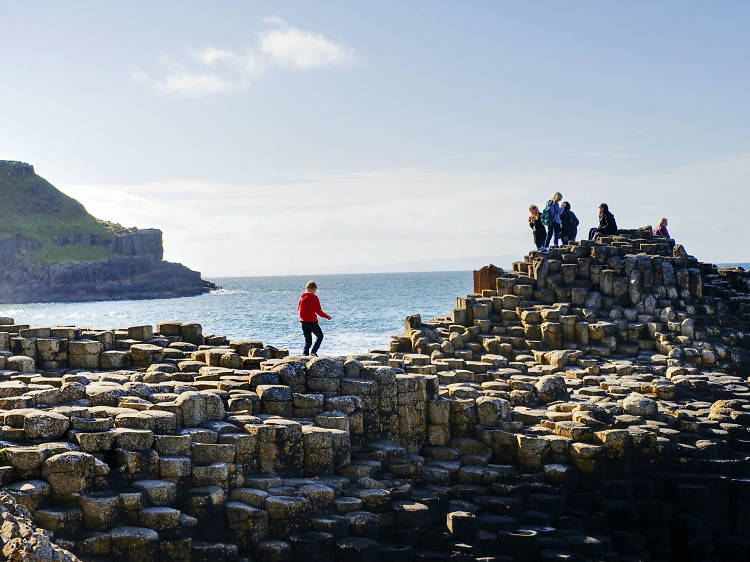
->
[1, 1, 748, 275]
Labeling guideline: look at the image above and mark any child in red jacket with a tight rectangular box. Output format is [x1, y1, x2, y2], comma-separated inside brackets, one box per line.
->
[298, 280, 331, 356]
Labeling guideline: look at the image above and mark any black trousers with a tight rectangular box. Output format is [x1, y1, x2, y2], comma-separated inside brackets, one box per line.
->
[302, 322, 324, 355]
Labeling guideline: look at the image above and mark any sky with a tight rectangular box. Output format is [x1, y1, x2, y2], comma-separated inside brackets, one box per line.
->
[1, 1, 749, 276]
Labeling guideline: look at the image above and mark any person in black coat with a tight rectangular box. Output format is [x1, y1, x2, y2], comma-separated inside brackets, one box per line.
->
[588, 203, 618, 240]
[528, 204, 547, 249]
[560, 201, 579, 244]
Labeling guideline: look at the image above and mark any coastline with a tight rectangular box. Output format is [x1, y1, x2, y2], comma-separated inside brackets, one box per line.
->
[0, 270, 473, 357]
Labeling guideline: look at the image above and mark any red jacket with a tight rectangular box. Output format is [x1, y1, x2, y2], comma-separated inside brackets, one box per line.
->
[298, 292, 330, 322]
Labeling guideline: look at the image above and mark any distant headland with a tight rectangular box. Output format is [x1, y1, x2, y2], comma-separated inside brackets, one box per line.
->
[0, 160, 216, 303]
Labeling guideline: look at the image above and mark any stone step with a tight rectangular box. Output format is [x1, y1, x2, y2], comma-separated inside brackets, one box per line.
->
[138, 506, 183, 536]
[79, 492, 121, 531]
[190, 540, 240, 562]
[110, 526, 160, 560]
[131, 479, 177, 507]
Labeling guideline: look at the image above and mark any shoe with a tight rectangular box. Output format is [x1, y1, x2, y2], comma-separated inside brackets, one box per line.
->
[311, 353, 318, 357]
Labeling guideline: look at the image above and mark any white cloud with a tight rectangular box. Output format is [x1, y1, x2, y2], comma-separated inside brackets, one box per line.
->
[64, 169, 531, 275]
[133, 19, 355, 96]
[193, 47, 235, 66]
[258, 22, 355, 69]
[62, 154, 750, 276]
[160, 70, 235, 96]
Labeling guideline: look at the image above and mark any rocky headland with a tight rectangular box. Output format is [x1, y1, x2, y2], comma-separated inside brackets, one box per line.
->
[0, 229, 748, 561]
[0, 160, 215, 303]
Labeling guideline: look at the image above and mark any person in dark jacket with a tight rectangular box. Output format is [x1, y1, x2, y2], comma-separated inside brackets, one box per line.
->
[528, 204, 547, 249]
[588, 203, 618, 240]
[560, 201, 579, 244]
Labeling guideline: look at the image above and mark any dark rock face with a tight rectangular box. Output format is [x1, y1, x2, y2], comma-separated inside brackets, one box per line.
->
[0, 252, 215, 303]
[49, 229, 163, 261]
[0, 235, 43, 260]
[0, 159, 35, 177]
[0, 254, 215, 303]
[112, 229, 164, 260]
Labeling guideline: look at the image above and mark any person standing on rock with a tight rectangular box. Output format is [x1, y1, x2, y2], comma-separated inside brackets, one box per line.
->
[588, 203, 618, 239]
[560, 201, 579, 245]
[298, 280, 331, 356]
[542, 192, 563, 249]
[528, 204, 547, 250]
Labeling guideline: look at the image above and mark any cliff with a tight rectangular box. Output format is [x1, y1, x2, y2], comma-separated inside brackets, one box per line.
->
[0, 160, 215, 303]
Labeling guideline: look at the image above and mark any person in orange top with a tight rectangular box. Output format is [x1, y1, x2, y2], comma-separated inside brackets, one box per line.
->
[297, 280, 332, 356]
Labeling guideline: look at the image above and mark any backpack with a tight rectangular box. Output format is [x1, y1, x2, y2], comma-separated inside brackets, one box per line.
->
[540, 201, 553, 226]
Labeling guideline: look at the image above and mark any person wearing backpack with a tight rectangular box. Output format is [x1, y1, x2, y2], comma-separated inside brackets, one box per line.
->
[542, 192, 563, 249]
[528, 204, 547, 249]
[560, 201, 580, 244]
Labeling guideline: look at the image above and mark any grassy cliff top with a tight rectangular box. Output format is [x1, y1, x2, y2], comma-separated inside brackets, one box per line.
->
[0, 163, 123, 264]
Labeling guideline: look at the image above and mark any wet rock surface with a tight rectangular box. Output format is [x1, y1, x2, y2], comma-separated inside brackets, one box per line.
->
[0, 229, 748, 560]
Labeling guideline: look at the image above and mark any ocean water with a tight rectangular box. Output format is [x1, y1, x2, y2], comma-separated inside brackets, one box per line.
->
[0, 271, 472, 356]
[1, 263, 747, 357]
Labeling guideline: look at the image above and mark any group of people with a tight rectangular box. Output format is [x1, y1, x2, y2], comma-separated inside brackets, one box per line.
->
[528, 192, 582, 251]
[294, 207, 673, 357]
[528, 194, 672, 251]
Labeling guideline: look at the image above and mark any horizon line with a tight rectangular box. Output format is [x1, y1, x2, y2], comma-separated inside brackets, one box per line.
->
[204, 267, 481, 280]
[201, 260, 750, 280]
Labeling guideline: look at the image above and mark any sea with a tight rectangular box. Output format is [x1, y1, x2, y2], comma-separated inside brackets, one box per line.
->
[1, 263, 747, 357]
[0, 271, 472, 356]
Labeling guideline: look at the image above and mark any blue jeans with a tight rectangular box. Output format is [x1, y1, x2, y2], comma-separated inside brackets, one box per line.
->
[545, 222, 561, 247]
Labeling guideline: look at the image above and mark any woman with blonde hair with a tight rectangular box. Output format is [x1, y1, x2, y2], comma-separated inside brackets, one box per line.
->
[528, 204, 547, 249]
[654, 217, 670, 238]
[542, 192, 563, 249]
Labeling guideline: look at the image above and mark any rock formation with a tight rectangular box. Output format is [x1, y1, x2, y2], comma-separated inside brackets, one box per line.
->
[0, 161, 215, 303]
[0, 491, 80, 561]
[0, 229, 747, 561]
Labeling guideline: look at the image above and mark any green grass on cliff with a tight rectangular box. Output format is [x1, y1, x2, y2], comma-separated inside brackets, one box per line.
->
[31, 242, 114, 264]
[0, 171, 120, 264]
